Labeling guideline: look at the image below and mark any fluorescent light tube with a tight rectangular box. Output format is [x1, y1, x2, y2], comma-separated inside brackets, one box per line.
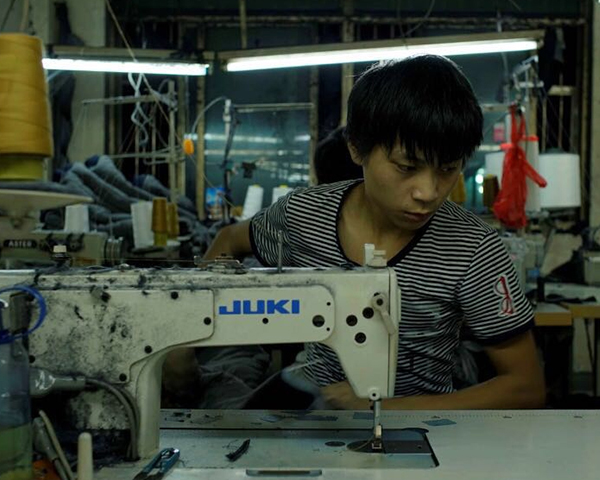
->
[223, 34, 541, 72]
[42, 58, 208, 76]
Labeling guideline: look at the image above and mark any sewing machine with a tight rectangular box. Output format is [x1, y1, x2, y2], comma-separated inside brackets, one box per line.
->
[0, 189, 123, 268]
[0, 261, 400, 459]
[2, 263, 600, 479]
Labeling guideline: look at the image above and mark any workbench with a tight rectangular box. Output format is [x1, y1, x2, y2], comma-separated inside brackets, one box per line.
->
[95, 409, 600, 480]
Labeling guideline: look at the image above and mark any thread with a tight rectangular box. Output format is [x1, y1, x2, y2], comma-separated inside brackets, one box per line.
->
[538, 153, 581, 209]
[0, 34, 53, 180]
[167, 202, 180, 239]
[64, 204, 90, 233]
[151, 197, 168, 247]
[241, 185, 264, 219]
[130, 201, 154, 249]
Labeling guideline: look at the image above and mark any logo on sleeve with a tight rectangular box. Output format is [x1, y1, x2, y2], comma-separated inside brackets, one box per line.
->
[494, 275, 515, 316]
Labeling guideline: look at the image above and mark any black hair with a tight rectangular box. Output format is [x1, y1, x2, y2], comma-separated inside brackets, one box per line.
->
[345, 55, 483, 165]
[313, 126, 363, 185]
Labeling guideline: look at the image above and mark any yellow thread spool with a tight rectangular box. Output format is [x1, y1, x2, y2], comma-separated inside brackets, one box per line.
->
[151, 197, 168, 247]
[167, 202, 180, 239]
[0, 34, 53, 180]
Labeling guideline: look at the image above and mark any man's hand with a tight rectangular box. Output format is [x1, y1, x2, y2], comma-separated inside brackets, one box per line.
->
[320, 381, 370, 410]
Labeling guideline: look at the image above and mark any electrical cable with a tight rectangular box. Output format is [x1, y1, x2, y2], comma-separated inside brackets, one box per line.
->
[53, 460, 69, 480]
[224, 359, 324, 405]
[400, 0, 435, 37]
[0, 285, 47, 340]
[190, 96, 228, 135]
[38, 410, 75, 480]
[85, 378, 139, 460]
[0, 0, 18, 31]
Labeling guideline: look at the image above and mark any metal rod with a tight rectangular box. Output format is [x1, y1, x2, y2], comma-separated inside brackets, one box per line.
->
[542, 98, 547, 152]
[558, 72, 564, 150]
[139, 14, 585, 28]
[234, 103, 313, 113]
[277, 231, 283, 273]
[239, 0, 248, 49]
[371, 399, 383, 451]
[168, 81, 178, 203]
[82, 94, 174, 107]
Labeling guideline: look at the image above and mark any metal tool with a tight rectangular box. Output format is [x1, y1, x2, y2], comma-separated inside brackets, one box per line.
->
[134, 448, 180, 480]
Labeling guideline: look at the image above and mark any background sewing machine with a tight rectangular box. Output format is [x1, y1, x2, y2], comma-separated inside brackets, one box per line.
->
[0, 189, 123, 268]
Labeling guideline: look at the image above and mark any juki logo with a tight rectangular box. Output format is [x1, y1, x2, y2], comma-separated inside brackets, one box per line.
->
[219, 299, 300, 315]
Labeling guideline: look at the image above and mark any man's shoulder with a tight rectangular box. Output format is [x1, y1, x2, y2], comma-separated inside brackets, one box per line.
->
[291, 180, 360, 199]
[286, 180, 360, 209]
[430, 201, 496, 243]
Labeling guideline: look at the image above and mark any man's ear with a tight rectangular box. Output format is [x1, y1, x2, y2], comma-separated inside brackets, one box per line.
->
[347, 143, 363, 166]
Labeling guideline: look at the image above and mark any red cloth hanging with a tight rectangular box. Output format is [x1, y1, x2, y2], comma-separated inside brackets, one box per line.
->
[492, 106, 547, 228]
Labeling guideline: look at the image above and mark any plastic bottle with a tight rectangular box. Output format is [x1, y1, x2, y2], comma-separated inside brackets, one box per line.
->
[0, 299, 33, 480]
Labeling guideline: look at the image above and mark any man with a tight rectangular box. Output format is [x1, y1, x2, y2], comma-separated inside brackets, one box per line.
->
[167, 55, 545, 410]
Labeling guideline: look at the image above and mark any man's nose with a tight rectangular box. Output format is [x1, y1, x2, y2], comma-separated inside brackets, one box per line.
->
[411, 170, 439, 204]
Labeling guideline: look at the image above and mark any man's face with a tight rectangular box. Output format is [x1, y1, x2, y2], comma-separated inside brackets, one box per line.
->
[357, 143, 462, 231]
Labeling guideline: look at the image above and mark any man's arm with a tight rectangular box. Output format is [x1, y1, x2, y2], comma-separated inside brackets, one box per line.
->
[203, 220, 253, 260]
[322, 330, 546, 410]
[162, 221, 253, 396]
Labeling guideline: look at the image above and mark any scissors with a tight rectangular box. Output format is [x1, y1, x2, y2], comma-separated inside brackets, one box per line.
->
[133, 447, 180, 480]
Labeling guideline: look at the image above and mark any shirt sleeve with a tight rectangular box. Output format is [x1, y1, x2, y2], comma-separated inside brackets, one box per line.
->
[458, 231, 534, 345]
[249, 189, 298, 267]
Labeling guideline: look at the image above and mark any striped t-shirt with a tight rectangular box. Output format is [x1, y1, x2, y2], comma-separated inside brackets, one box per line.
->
[249, 179, 534, 396]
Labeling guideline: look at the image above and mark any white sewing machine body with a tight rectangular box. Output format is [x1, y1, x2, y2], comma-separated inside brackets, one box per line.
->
[0, 265, 399, 458]
[2, 266, 600, 479]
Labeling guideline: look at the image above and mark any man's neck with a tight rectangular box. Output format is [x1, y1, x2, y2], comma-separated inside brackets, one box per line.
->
[350, 184, 411, 242]
[339, 184, 414, 264]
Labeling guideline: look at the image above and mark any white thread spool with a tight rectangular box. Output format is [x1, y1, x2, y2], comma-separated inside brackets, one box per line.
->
[242, 185, 264, 219]
[538, 153, 581, 209]
[64, 204, 90, 233]
[131, 201, 154, 249]
[272, 185, 292, 204]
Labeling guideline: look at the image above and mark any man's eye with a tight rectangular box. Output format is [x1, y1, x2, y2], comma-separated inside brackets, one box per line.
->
[396, 164, 416, 173]
[440, 165, 459, 173]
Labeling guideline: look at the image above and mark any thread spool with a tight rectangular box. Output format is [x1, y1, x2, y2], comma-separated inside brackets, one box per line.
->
[131, 201, 154, 249]
[64, 204, 90, 233]
[482, 175, 500, 208]
[242, 185, 264, 219]
[0, 34, 53, 180]
[272, 185, 292, 204]
[448, 173, 466, 204]
[167, 202, 180, 239]
[151, 197, 168, 247]
[538, 153, 581, 209]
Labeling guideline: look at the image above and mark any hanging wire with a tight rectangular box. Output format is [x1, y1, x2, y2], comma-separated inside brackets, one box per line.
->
[400, 0, 436, 37]
[104, 0, 238, 210]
